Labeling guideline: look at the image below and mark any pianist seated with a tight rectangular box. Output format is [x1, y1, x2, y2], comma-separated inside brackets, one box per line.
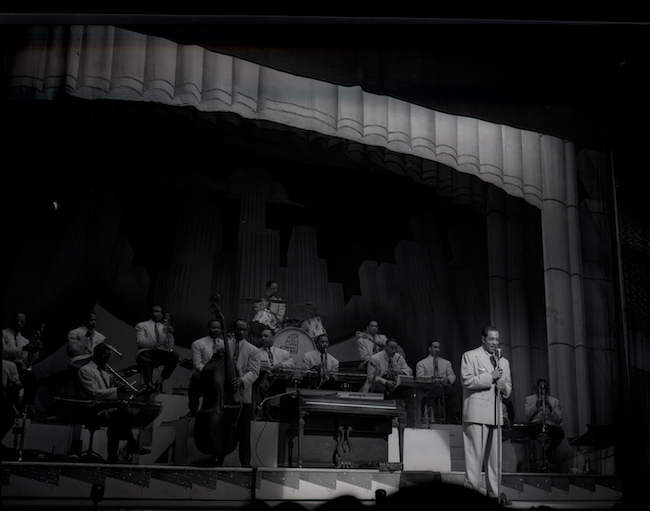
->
[415, 340, 461, 424]
[365, 338, 412, 397]
[77, 344, 151, 463]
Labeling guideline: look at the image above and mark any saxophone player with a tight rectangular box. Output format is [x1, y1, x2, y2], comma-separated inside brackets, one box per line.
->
[2, 312, 41, 413]
[135, 305, 179, 393]
[524, 378, 565, 467]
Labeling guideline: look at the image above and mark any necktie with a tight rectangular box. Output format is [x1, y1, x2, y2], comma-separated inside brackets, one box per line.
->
[99, 369, 110, 389]
[154, 322, 160, 345]
[321, 352, 326, 366]
[490, 355, 497, 368]
[267, 347, 274, 366]
[233, 340, 240, 370]
[433, 355, 439, 377]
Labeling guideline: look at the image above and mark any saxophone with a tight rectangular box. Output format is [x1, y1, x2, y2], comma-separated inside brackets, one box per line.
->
[160, 313, 175, 352]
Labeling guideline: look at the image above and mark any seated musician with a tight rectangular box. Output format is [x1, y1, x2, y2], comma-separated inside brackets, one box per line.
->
[254, 280, 286, 324]
[524, 378, 565, 465]
[254, 328, 295, 419]
[302, 334, 339, 389]
[68, 311, 107, 370]
[365, 338, 412, 397]
[356, 320, 388, 368]
[415, 340, 461, 424]
[77, 344, 151, 463]
[187, 318, 225, 416]
[2, 312, 41, 413]
[1, 359, 23, 459]
[134, 305, 180, 393]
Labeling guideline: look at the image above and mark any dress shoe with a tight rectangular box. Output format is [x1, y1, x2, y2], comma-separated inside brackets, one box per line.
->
[137, 447, 151, 455]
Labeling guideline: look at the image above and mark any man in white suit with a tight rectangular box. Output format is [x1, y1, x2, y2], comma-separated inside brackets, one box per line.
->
[187, 318, 225, 415]
[460, 326, 512, 499]
[78, 344, 150, 463]
[254, 328, 295, 419]
[134, 305, 180, 392]
[416, 340, 461, 424]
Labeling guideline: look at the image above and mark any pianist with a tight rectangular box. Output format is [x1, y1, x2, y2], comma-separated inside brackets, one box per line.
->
[415, 340, 461, 424]
[77, 344, 150, 463]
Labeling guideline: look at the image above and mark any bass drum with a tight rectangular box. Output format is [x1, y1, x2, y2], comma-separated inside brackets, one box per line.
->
[273, 327, 316, 366]
[300, 316, 326, 340]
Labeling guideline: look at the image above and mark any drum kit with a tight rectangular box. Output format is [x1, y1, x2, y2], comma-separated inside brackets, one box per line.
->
[238, 297, 328, 365]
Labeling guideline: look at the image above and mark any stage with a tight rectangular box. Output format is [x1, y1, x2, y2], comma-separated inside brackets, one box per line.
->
[1, 462, 623, 510]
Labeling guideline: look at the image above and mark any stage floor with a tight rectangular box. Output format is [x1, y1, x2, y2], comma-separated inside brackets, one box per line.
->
[1, 461, 624, 510]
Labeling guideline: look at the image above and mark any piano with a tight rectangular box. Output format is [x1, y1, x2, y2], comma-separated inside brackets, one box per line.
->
[50, 396, 163, 428]
[279, 389, 405, 468]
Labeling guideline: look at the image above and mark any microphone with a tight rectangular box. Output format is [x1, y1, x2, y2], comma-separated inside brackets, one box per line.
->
[495, 348, 502, 359]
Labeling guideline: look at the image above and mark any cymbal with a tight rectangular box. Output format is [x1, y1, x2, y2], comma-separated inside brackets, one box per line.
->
[297, 302, 329, 315]
[237, 297, 262, 304]
[268, 298, 293, 304]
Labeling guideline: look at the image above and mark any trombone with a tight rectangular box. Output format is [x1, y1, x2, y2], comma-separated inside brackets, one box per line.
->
[105, 363, 140, 394]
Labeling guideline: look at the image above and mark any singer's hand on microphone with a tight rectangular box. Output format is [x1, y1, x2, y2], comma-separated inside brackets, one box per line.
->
[491, 368, 502, 381]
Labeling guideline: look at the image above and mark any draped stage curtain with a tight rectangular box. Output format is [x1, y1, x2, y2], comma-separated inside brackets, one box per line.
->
[6, 24, 625, 442]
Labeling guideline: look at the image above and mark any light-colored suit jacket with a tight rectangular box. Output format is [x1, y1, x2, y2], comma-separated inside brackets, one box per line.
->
[416, 355, 456, 385]
[460, 346, 512, 426]
[356, 332, 388, 362]
[191, 335, 223, 372]
[524, 393, 562, 426]
[135, 319, 172, 357]
[78, 360, 118, 400]
[259, 346, 295, 370]
[67, 326, 107, 363]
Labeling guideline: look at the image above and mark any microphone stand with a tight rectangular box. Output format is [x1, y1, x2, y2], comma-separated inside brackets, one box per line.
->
[493, 349, 506, 506]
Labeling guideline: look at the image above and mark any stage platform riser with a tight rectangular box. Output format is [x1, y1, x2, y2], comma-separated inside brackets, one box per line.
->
[1, 463, 623, 508]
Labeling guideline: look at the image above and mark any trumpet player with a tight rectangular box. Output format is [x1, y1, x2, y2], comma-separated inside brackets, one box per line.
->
[524, 378, 565, 466]
[78, 343, 151, 463]
[135, 305, 179, 393]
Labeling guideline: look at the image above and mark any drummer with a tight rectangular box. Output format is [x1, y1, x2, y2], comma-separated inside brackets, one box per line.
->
[254, 280, 286, 325]
[415, 340, 461, 424]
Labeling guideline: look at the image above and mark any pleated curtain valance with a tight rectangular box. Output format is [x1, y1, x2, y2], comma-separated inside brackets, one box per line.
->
[7, 24, 578, 211]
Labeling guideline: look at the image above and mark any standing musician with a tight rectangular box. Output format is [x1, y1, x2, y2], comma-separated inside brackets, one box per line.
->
[218, 319, 261, 467]
[134, 305, 180, 393]
[253, 280, 286, 325]
[187, 318, 225, 416]
[460, 326, 512, 500]
[302, 334, 339, 389]
[2, 312, 42, 412]
[77, 344, 151, 463]
[67, 311, 108, 370]
[356, 320, 388, 368]
[254, 328, 295, 419]
[415, 340, 461, 424]
[365, 338, 412, 397]
[524, 378, 565, 467]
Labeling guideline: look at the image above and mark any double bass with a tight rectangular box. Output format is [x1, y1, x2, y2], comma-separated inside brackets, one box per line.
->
[194, 293, 242, 461]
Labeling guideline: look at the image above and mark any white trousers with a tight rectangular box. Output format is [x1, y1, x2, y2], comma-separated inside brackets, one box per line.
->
[463, 422, 501, 496]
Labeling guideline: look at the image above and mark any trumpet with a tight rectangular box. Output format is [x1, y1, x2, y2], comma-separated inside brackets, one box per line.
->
[105, 363, 139, 394]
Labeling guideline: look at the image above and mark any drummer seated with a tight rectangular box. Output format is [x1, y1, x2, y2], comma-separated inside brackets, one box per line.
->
[302, 334, 339, 389]
[77, 344, 150, 463]
[254, 280, 286, 325]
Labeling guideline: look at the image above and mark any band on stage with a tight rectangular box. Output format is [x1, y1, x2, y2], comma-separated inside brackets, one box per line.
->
[2, 284, 564, 488]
